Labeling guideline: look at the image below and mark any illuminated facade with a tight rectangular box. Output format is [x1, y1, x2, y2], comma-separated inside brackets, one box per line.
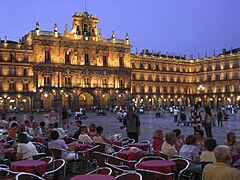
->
[0, 12, 239, 111]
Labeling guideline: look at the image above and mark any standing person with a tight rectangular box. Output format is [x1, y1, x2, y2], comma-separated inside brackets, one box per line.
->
[120, 107, 141, 142]
[217, 108, 223, 126]
[173, 107, 179, 123]
[0, 114, 8, 129]
[61, 107, 68, 130]
[49, 108, 58, 127]
[203, 106, 213, 138]
[191, 104, 202, 133]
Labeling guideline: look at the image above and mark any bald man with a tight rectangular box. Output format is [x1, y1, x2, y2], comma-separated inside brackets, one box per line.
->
[203, 145, 240, 180]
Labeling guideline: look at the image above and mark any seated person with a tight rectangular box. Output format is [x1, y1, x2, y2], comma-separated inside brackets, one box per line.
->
[53, 123, 66, 139]
[179, 135, 201, 171]
[39, 121, 47, 135]
[161, 131, 178, 159]
[152, 129, 164, 153]
[78, 125, 93, 145]
[200, 138, 217, 163]
[203, 145, 240, 180]
[8, 122, 19, 140]
[17, 124, 33, 141]
[72, 120, 82, 139]
[16, 133, 38, 160]
[88, 124, 97, 138]
[32, 122, 43, 136]
[195, 129, 206, 152]
[48, 130, 76, 161]
[225, 132, 240, 153]
[173, 129, 185, 149]
[93, 126, 114, 154]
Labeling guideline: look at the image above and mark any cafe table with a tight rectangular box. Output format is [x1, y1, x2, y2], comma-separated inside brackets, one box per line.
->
[71, 174, 116, 180]
[68, 143, 89, 151]
[117, 149, 145, 161]
[11, 160, 47, 175]
[137, 159, 177, 173]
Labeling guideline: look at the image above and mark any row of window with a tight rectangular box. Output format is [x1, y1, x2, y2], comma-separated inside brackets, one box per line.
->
[43, 77, 125, 87]
[0, 82, 29, 91]
[132, 59, 239, 72]
[45, 51, 124, 67]
[0, 53, 29, 62]
[131, 84, 239, 94]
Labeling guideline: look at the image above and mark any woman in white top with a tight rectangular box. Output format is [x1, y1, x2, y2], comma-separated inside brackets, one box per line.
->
[200, 138, 217, 162]
[16, 133, 38, 160]
[93, 126, 113, 154]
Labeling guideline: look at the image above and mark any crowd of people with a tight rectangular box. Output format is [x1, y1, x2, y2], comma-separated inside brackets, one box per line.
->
[0, 104, 239, 179]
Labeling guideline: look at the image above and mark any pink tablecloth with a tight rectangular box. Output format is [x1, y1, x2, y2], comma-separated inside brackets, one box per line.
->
[138, 160, 176, 173]
[71, 174, 115, 180]
[68, 143, 89, 151]
[33, 136, 45, 143]
[11, 160, 47, 175]
[117, 150, 145, 161]
[128, 143, 150, 151]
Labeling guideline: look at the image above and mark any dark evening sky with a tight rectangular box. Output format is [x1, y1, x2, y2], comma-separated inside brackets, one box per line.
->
[1, 0, 240, 58]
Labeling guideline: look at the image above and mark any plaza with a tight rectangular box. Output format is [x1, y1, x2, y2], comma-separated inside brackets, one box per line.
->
[5, 109, 240, 146]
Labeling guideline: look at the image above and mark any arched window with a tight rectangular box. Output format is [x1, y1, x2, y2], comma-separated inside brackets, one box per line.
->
[84, 54, 89, 65]
[103, 56, 108, 66]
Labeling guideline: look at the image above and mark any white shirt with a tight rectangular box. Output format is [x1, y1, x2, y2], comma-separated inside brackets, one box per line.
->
[79, 133, 93, 144]
[161, 141, 178, 159]
[200, 151, 216, 162]
[174, 109, 179, 116]
[17, 141, 38, 159]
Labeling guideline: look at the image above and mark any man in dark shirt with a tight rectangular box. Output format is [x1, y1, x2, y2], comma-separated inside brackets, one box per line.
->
[72, 120, 82, 139]
[120, 107, 140, 142]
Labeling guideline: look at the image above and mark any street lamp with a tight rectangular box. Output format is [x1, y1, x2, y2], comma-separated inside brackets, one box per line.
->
[197, 84, 205, 106]
[197, 84, 205, 91]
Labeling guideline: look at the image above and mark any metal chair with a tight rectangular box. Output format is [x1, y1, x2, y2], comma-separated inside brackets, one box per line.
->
[116, 172, 142, 180]
[136, 169, 175, 180]
[86, 167, 112, 175]
[33, 153, 47, 160]
[0, 165, 21, 179]
[170, 158, 189, 180]
[15, 172, 45, 180]
[39, 156, 54, 164]
[42, 159, 65, 180]
[134, 156, 165, 169]
[93, 151, 112, 167]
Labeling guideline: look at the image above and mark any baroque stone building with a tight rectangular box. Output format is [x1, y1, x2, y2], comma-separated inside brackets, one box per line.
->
[0, 12, 239, 111]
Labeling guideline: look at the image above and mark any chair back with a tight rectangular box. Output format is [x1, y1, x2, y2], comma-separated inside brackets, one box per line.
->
[43, 159, 65, 180]
[94, 143, 106, 153]
[50, 149, 62, 159]
[116, 172, 142, 180]
[93, 151, 111, 167]
[15, 172, 45, 180]
[87, 167, 112, 175]
[39, 156, 54, 164]
[135, 156, 165, 169]
[33, 153, 47, 160]
[136, 169, 174, 180]
[170, 158, 189, 179]
[159, 151, 169, 160]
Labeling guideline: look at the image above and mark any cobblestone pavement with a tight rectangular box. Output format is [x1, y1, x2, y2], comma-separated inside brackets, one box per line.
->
[7, 109, 240, 145]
